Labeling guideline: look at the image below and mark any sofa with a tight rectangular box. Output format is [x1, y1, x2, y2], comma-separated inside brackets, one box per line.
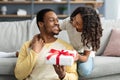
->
[0, 18, 120, 80]
[0, 20, 31, 80]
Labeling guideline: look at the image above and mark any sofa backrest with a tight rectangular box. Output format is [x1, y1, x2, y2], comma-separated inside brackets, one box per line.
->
[0, 18, 120, 55]
[0, 18, 69, 53]
[29, 18, 120, 56]
[96, 19, 120, 55]
[0, 20, 31, 52]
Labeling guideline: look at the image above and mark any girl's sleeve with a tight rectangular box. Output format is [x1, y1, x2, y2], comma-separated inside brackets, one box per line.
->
[59, 17, 70, 30]
[84, 43, 96, 57]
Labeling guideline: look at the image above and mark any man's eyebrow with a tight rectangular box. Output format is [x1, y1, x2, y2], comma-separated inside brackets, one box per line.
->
[48, 17, 58, 19]
[47, 17, 54, 19]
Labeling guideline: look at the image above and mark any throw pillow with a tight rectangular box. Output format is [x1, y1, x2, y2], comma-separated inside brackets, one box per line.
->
[103, 28, 120, 56]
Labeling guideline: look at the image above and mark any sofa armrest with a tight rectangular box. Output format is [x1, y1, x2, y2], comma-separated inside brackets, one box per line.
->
[0, 58, 17, 75]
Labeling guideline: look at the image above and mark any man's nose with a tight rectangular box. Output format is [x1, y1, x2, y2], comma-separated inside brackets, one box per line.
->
[54, 20, 58, 24]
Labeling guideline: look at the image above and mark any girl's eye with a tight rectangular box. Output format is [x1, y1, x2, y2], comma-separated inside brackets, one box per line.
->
[76, 22, 80, 26]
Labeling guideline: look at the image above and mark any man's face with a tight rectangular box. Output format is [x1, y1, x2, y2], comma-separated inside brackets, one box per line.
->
[71, 13, 83, 32]
[43, 11, 60, 35]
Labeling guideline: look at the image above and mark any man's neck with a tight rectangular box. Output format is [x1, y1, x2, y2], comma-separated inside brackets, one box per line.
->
[40, 34, 57, 43]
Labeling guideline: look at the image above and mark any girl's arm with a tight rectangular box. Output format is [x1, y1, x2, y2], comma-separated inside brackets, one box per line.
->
[59, 17, 70, 30]
[77, 50, 91, 62]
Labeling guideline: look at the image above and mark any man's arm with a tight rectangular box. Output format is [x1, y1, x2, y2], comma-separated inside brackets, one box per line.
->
[53, 62, 78, 80]
[15, 34, 44, 80]
[63, 62, 78, 80]
[14, 41, 39, 80]
[63, 43, 78, 80]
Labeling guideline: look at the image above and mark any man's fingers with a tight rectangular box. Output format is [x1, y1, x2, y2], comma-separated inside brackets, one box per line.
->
[53, 65, 64, 71]
[61, 65, 65, 71]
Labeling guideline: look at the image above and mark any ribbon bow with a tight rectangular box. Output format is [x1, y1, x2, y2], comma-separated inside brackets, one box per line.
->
[47, 49, 74, 65]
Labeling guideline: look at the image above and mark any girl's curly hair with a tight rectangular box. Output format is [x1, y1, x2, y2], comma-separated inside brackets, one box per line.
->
[70, 6, 103, 51]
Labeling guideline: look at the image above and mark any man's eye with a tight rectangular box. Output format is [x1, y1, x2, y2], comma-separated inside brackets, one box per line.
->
[49, 19, 54, 21]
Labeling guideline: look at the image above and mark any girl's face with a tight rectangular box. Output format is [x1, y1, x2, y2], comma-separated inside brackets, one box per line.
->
[71, 13, 83, 32]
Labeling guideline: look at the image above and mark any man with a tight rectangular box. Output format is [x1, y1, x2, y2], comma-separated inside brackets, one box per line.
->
[14, 8, 78, 80]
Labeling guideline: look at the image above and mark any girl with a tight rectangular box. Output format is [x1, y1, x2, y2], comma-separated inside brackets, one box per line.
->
[59, 6, 103, 77]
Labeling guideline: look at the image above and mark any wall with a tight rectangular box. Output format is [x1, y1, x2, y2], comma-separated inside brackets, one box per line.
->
[104, 0, 120, 20]
[0, 1, 105, 21]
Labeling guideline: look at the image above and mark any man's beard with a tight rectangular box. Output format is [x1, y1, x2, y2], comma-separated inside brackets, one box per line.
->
[51, 32, 59, 35]
[44, 26, 59, 36]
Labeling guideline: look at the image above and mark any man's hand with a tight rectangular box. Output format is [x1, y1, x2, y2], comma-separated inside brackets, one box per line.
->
[53, 65, 66, 79]
[30, 34, 44, 53]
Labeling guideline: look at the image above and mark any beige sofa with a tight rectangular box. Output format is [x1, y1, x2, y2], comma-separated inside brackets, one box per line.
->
[0, 18, 120, 80]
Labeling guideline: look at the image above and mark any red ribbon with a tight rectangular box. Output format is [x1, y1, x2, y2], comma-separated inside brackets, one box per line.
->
[46, 49, 74, 65]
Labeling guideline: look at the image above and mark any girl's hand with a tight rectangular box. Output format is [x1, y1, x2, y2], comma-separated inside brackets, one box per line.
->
[30, 34, 44, 53]
[74, 50, 90, 62]
[74, 52, 80, 61]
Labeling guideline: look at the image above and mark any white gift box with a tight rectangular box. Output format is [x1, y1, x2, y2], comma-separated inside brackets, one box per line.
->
[46, 49, 77, 66]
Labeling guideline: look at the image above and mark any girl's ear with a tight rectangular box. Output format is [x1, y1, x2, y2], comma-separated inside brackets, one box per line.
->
[38, 22, 44, 28]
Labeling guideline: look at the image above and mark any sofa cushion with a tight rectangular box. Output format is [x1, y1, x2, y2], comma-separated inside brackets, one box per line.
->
[0, 75, 16, 80]
[103, 28, 120, 56]
[0, 52, 17, 58]
[0, 20, 31, 52]
[29, 17, 39, 40]
[0, 58, 17, 75]
[86, 56, 120, 78]
[96, 19, 120, 55]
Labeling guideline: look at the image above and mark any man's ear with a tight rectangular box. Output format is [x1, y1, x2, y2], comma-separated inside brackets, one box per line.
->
[38, 22, 44, 28]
